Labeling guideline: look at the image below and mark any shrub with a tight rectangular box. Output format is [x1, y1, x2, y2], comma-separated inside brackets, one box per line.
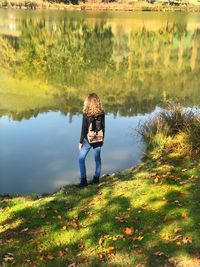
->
[137, 100, 200, 158]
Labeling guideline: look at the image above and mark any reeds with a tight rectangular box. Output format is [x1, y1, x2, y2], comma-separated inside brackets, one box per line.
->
[138, 100, 200, 158]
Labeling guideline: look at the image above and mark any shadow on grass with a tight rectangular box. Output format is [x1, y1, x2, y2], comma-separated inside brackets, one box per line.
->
[0, 157, 199, 266]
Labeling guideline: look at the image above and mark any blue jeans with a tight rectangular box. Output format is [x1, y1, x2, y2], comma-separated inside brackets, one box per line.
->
[78, 138, 101, 179]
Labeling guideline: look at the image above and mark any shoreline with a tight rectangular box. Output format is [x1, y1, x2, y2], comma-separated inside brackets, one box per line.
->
[1, 2, 200, 12]
[0, 150, 198, 200]
[0, 167, 135, 199]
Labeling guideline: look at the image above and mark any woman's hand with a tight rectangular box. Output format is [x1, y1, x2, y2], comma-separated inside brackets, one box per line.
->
[79, 143, 83, 151]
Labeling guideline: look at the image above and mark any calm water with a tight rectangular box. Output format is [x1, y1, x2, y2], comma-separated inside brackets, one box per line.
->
[0, 10, 200, 194]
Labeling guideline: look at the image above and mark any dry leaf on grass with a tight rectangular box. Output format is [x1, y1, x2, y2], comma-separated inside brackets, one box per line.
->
[123, 227, 134, 235]
[115, 214, 130, 222]
[182, 236, 193, 244]
[171, 234, 183, 241]
[105, 246, 115, 253]
[136, 248, 144, 254]
[174, 228, 182, 233]
[20, 228, 29, 233]
[3, 252, 14, 261]
[181, 211, 188, 219]
[154, 251, 165, 256]
[71, 222, 78, 229]
[58, 251, 64, 257]
[47, 255, 54, 260]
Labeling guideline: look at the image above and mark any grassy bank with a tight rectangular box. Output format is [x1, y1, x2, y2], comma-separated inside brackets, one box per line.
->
[0, 155, 199, 266]
[0, 104, 200, 266]
[0, 0, 200, 11]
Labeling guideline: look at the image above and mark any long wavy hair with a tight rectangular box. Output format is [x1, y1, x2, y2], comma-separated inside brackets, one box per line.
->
[83, 93, 104, 116]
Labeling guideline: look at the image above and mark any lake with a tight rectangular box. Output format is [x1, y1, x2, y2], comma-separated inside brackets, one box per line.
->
[0, 9, 199, 194]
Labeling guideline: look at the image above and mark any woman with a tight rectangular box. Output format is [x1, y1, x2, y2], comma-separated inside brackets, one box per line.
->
[77, 93, 105, 188]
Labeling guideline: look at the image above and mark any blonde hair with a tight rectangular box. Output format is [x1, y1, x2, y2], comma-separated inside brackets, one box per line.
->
[83, 93, 103, 116]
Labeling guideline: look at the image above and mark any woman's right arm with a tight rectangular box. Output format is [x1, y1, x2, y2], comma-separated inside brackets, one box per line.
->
[79, 114, 87, 147]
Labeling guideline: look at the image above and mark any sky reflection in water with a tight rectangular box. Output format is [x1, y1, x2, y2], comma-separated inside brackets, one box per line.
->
[0, 111, 150, 194]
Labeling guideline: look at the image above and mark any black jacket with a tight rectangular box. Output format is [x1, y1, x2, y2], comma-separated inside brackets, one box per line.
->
[80, 112, 105, 148]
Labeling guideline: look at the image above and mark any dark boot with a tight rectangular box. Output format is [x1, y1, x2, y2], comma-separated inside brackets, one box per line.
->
[89, 176, 100, 185]
[76, 178, 88, 188]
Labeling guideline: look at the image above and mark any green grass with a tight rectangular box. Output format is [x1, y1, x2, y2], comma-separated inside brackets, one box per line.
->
[0, 153, 199, 266]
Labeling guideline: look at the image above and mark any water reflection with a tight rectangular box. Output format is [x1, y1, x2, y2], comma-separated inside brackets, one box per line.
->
[0, 10, 200, 194]
[0, 112, 146, 194]
[0, 11, 200, 121]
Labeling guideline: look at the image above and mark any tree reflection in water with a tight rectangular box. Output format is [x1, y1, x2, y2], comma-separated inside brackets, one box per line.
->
[0, 15, 200, 121]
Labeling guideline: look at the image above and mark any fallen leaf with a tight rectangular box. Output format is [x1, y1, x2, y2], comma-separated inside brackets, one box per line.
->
[172, 200, 182, 207]
[47, 255, 54, 260]
[73, 215, 79, 220]
[71, 222, 78, 229]
[105, 246, 115, 253]
[115, 214, 130, 222]
[182, 169, 187, 172]
[123, 227, 134, 235]
[171, 235, 183, 241]
[174, 228, 182, 233]
[182, 236, 193, 244]
[25, 259, 32, 263]
[154, 251, 165, 256]
[3, 252, 14, 261]
[98, 252, 105, 262]
[21, 228, 29, 233]
[136, 248, 144, 254]
[181, 211, 188, 219]
[58, 251, 64, 257]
